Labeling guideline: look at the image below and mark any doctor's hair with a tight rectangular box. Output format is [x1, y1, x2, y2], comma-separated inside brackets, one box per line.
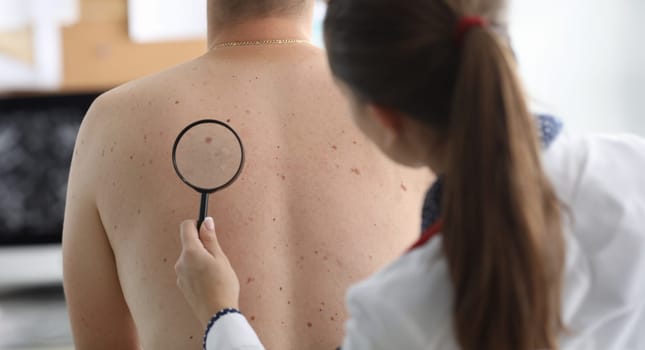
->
[210, 0, 309, 23]
[325, 1, 565, 350]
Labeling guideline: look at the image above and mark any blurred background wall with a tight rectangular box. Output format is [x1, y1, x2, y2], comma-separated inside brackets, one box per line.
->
[511, 0, 645, 136]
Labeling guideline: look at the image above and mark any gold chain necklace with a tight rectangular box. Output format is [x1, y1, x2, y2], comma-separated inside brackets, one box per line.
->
[211, 38, 312, 49]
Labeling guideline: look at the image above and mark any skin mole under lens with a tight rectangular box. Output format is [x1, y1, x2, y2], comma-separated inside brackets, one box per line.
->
[205, 137, 213, 144]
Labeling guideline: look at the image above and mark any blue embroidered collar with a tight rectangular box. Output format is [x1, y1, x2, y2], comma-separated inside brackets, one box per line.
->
[420, 114, 563, 232]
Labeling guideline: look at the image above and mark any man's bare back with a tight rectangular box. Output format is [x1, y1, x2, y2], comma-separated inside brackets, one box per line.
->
[63, 34, 430, 349]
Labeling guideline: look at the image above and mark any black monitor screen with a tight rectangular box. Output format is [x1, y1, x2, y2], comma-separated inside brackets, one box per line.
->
[0, 93, 99, 246]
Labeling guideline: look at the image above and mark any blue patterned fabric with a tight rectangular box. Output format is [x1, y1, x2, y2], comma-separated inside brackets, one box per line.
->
[420, 114, 563, 232]
[536, 114, 564, 148]
[420, 177, 443, 232]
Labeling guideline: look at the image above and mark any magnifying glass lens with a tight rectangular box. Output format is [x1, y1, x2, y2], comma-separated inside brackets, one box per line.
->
[174, 122, 243, 191]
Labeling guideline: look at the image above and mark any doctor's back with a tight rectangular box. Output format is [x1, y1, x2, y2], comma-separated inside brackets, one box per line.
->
[344, 131, 645, 350]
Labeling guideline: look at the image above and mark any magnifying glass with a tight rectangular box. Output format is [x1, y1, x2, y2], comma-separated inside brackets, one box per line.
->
[172, 119, 245, 229]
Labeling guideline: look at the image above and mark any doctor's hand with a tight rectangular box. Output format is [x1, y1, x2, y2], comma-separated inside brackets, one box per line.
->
[175, 217, 240, 328]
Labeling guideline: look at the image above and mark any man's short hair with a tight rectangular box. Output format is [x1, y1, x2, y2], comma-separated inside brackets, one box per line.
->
[216, 0, 308, 21]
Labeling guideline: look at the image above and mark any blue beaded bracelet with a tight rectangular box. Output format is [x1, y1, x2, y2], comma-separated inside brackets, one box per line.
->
[202, 307, 242, 350]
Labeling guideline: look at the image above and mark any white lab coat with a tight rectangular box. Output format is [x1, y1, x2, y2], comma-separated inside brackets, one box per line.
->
[205, 132, 645, 350]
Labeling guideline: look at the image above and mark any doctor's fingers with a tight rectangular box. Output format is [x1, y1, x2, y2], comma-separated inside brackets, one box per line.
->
[177, 220, 211, 270]
[198, 217, 225, 257]
[179, 219, 204, 252]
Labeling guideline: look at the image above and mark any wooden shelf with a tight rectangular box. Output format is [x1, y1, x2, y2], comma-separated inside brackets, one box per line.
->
[60, 0, 206, 92]
[58, 0, 205, 92]
[61, 23, 206, 92]
[0, 0, 206, 95]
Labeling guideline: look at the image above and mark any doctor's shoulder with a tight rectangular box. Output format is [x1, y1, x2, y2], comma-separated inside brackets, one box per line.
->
[342, 236, 459, 350]
[543, 131, 645, 348]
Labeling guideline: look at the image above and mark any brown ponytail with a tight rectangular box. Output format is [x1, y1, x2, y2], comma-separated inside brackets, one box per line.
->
[443, 26, 564, 350]
[325, 1, 565, 349]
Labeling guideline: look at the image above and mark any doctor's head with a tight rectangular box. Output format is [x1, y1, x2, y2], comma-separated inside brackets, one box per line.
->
[324, 1, 566, 350]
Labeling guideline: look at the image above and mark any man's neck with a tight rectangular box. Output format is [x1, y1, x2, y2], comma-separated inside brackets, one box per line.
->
[207, 16, 313, 51]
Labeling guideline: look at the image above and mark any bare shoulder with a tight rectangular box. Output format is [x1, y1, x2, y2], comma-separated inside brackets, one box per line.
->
[89, 57, 203, 118]
[78, 55, 209, 168]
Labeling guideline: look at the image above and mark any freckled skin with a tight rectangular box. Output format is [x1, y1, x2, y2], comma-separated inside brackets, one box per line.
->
[63, 44, 431, 350]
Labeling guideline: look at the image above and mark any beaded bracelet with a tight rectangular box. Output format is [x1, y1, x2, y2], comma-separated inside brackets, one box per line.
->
[202, 307, 242, 350]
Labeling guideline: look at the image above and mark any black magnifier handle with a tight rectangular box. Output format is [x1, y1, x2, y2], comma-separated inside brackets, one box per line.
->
[197, 192, 209, 230]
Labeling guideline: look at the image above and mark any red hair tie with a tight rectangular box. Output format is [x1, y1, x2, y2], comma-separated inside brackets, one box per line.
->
[455, 16, 487, 46]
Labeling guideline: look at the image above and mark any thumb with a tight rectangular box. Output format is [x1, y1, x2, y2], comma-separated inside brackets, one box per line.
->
[199, 217, 223, 256]
[179, 220, 201, 251]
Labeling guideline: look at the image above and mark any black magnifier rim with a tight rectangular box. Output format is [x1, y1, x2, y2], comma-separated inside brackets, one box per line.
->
[172, 118, 245, 194]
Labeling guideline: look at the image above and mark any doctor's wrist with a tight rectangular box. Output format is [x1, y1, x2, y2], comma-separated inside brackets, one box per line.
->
[202, 308, 243, 350]
[199, 302, 240, 328]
